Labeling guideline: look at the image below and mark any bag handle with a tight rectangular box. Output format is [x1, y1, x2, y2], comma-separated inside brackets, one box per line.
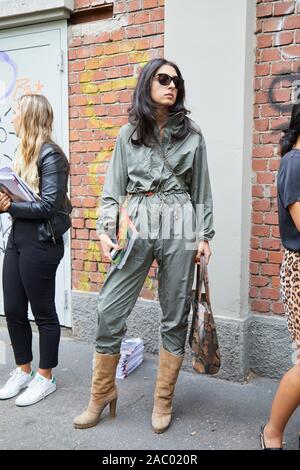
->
[195, 256, 211, 306]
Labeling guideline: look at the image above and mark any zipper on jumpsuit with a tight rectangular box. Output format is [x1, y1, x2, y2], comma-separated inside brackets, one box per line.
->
[156, 142, 191, 220]
[156, 143, 173, 218]
[126, 142, 167, 222]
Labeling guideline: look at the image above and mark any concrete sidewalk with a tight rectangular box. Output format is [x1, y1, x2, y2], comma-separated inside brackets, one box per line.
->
[0, 327, 299, 451]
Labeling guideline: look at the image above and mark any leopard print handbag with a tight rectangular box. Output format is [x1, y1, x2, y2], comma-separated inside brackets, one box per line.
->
[189, 256, 221, 374]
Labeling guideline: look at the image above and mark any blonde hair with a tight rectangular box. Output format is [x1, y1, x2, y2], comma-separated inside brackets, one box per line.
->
[13, 94, 54, 193]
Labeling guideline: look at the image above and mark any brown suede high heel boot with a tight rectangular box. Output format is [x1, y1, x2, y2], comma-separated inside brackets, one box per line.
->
[73, 351, 120, 429]
[151, 347, 184, 433]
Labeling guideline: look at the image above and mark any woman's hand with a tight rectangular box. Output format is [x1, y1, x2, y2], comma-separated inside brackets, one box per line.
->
[99, 233, 121, 261]
[195, 240, 211, 265]
[0, 192, 11, 212]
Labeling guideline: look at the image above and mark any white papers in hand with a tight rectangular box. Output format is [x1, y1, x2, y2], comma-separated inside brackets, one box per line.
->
[0, 167, 39, 202]
[116, 338, 144, 379]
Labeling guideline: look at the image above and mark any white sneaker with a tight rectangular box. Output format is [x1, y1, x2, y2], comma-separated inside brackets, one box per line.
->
[15, 372, 56, 407]
[0, 367, 34, 400]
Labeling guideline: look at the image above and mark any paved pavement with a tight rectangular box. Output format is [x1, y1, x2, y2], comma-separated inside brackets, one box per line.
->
[0, 327, 299, 450]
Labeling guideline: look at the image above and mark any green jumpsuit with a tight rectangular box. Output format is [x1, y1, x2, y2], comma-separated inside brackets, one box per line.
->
[95, 113, 215, 355]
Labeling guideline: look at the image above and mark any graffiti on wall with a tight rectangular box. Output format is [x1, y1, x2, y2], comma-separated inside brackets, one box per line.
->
[13, 78, 44, 102]
[0, 51, 45, 255]
[0, 52, 18, 256]
[0, 107, 15, 161]
[0, 106, 16, 253]
[268, 66, 300, 130]
[0, 51, 17, 102]
[75, 45, 158, 297]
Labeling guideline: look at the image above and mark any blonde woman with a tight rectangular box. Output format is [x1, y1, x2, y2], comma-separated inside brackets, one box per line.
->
[0, 94, 71, 406]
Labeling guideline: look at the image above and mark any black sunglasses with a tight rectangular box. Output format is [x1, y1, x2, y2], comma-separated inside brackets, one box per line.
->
[155, 73, 183, 89]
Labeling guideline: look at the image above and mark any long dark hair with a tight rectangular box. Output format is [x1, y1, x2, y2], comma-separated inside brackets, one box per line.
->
[128, 58, 196, 147]
[280, 103, 300, 157]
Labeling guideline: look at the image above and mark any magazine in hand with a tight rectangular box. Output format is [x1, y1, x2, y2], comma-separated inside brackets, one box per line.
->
[116, 338, 144, 379]
[0, 167, 39, 202]
[110, 204, 139, 270]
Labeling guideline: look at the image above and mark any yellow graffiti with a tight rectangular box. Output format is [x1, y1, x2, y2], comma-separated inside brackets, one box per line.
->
[144, 275, 157, 297]
[76, 45, 157, 297]
[83, 208, 99, 220]
[78, 241, 107, 290]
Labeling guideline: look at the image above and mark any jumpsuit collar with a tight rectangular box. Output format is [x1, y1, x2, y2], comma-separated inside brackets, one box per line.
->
[153, 111, 186, 146]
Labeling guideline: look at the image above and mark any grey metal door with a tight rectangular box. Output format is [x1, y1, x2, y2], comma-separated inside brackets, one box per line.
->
[0, 21, 71, 326]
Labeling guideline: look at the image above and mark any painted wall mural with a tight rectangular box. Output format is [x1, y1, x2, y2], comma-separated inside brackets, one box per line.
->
[0, 52, 17, 256]
[73, 44, 158, 297]
[0, 51, 45, 256]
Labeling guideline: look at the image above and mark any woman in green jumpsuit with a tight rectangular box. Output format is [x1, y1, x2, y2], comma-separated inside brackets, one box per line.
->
[74, 58, 215, 432]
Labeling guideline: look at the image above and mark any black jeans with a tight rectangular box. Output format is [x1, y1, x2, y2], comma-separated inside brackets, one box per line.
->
[2, 219, 64, 369]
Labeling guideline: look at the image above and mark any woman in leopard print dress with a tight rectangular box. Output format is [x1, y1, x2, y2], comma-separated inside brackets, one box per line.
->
[260, 104, 300, 450]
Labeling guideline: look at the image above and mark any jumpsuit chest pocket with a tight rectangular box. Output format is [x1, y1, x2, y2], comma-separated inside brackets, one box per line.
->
[127, 146, 152, 179]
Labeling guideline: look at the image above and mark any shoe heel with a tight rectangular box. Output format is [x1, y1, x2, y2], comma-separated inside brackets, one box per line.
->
[109, 398, 117, 418]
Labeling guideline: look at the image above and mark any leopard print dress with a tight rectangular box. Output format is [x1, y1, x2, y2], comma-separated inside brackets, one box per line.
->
[280, 249, 300, 346]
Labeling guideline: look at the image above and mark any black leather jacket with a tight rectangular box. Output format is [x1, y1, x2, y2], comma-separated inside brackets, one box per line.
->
[8, 142, 72, 243]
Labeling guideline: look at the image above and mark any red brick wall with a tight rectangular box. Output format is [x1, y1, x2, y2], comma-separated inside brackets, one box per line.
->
[69, 0, 164, 295]
[69, 0, 298, 314]
[251, 0, 300, 315]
